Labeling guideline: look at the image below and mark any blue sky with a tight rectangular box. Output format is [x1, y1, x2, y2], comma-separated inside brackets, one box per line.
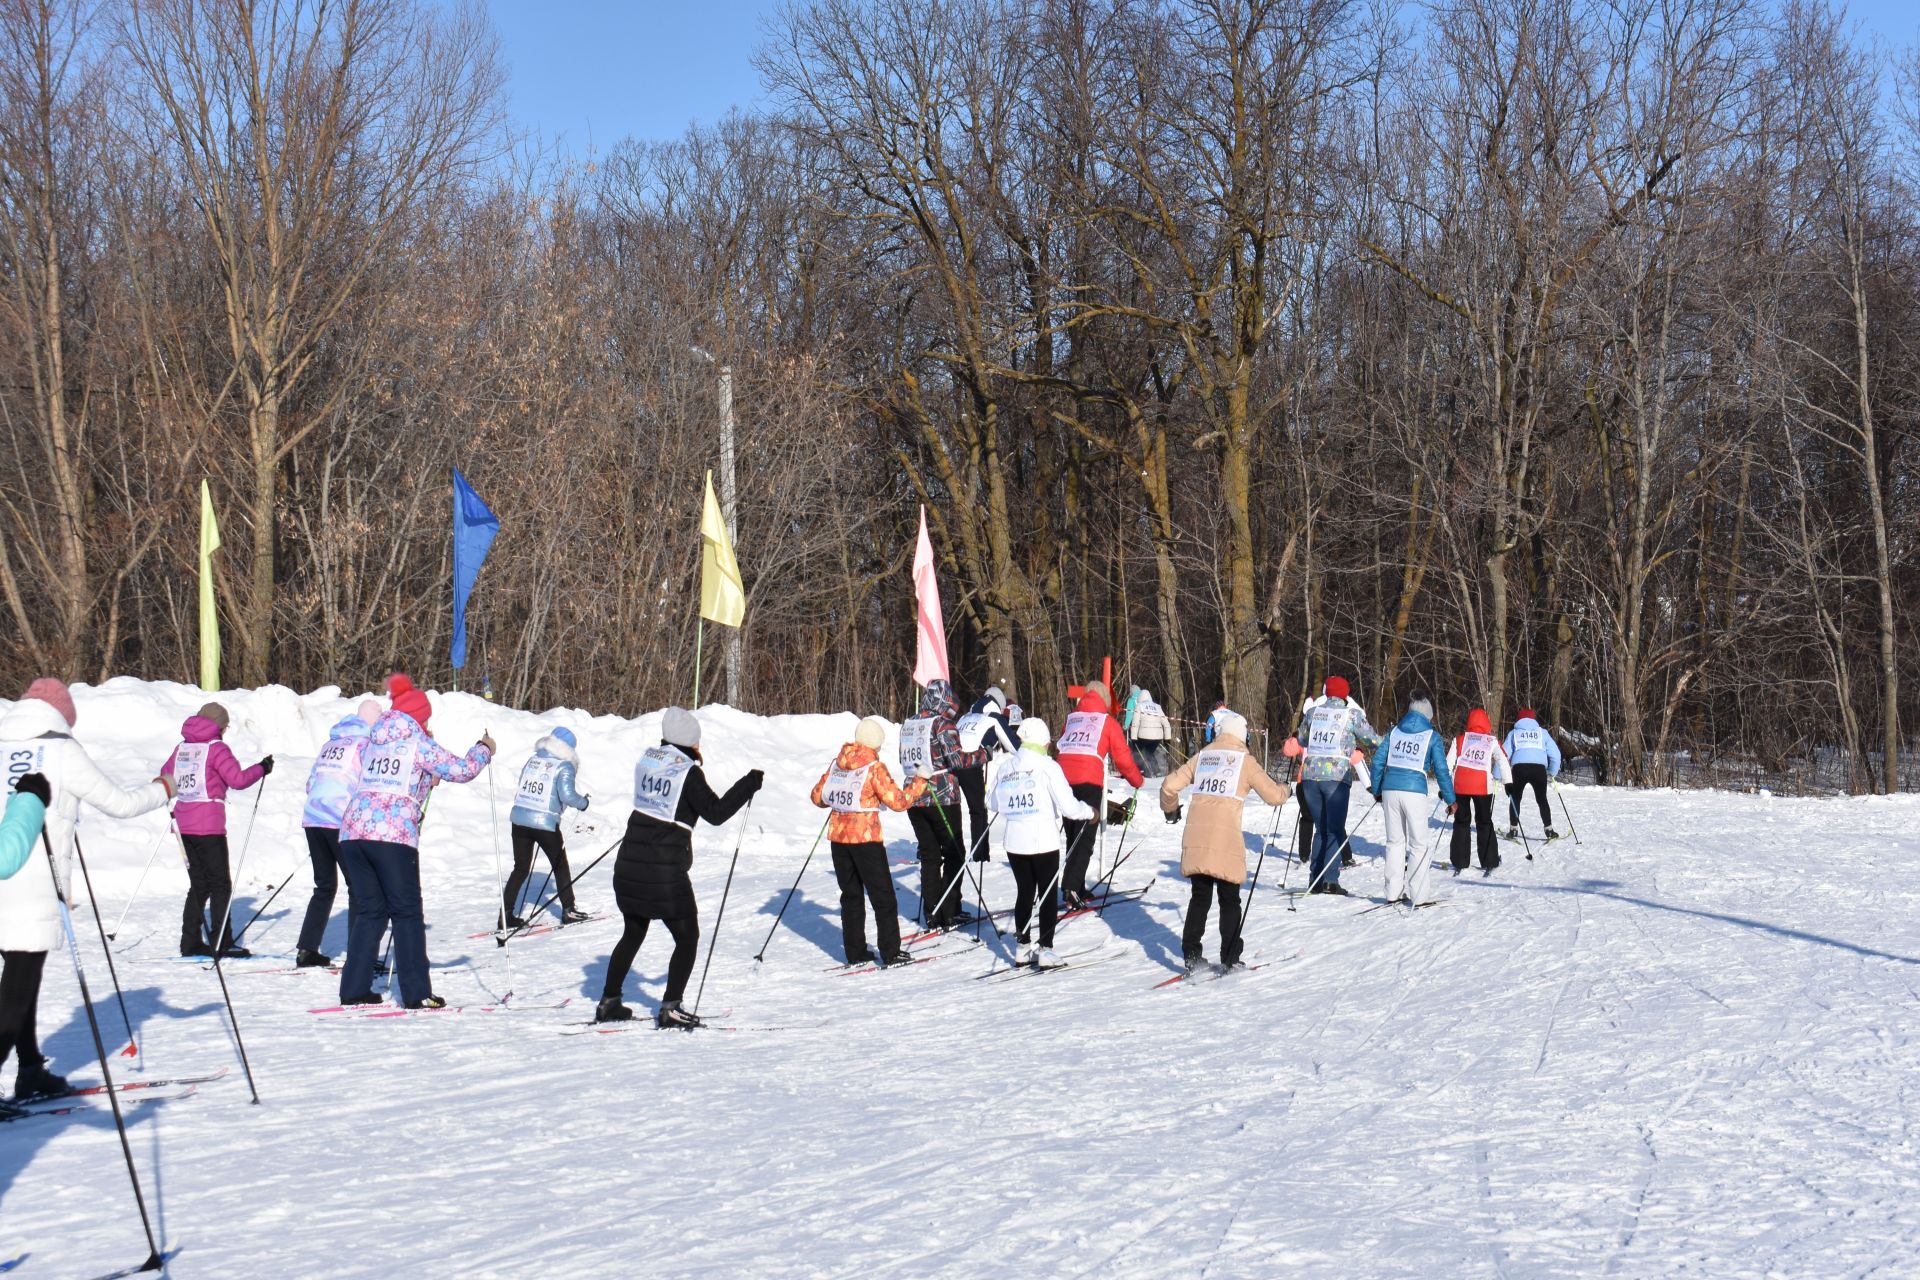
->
[492, 0, 1919, 152]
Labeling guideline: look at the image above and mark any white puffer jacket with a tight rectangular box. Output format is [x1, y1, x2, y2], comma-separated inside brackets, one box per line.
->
[988, 748, 1094, 856]
[0, 699, 170, 951]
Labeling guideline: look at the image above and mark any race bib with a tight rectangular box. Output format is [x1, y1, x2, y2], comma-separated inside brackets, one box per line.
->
[992, 767, 1042, 817]
[899, 718, 934, 776]
[1457, 733, 1495, 772]
[1305, 705, 1350, 758]
[1058, 711, 1105, 758]
[956, 712, 993, 752]
[633, 747, 696, 827]
[5, 744, 46, 796]
[1006, 704, 1024, 725]
[516, 756, 562, 811]
[1190, 749, 1245, 800]
[1513, 725, 1545, 751]
[1387, 730, 1432, 773]
[1138, 697, 1163, 720]
[311, 737, 358, 787]
[173, 743, 213, 803]
[357, 739, 419, 797]
[822, 764, 876, 813]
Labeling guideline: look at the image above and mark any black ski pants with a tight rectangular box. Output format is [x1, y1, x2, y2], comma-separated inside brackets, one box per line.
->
[1008, 852, 1060, 947]
[506, 824, 576, 919]
[908, 805, 964, 927]
[299, 826, 344, 954]
[1294, 798, 1314, 863]
[1182, 875, 1243, 966]
[179, 832, 235, 952]
[1060, 782, 1106, 899]
[830, 841, 901, 963]
[1450, 794, 1501, 871]
[954, 764, 991, 863]
[1507, 763, 1551, 829]
[603, 914, 698, 1004]
[0, 949, 48, 1073]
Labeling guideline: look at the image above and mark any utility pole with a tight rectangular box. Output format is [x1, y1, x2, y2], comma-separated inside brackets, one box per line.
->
[691, 346, 743, 707]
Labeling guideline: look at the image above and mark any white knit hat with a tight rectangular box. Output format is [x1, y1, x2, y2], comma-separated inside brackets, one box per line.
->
[1017, 717, 1051, 746]
[1213, 710, 1248, 741]
[855, 716, 889, 749]
[661, 706, 700, 748]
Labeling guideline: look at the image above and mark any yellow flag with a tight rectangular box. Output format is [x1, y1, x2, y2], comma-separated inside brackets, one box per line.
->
[198, 479, 221, 691]
[699, 471, 746, 627]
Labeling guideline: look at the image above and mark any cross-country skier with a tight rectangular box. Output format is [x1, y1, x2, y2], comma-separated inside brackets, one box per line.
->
[955, 686, 1016, 866]
[336, 674, 494, 1010]
[162, 702, 272, 958]
[1128, 688, 1174, 775]
[0, 679, 173, 1103]
[504, 727, 591, 928]
[1503, 708, 1563, 838]
[1368, 692, 1456, 905]
[296, 698, 381, 967]
[1447, 708, 1511, 874]
[989, 718, 1093, 968]
[899, 679, 987, 929]
[1283, 690, 1375, 871]
[0, 774, 50, 1122]
[811, 716, 930, 967]
[1160, 709, 1289, 970]
[596, 708, 761, 1029]
[1202, 700, 1229, 745]
[1289, 677, 1381, 895]
[1055, 680, 1144, 909]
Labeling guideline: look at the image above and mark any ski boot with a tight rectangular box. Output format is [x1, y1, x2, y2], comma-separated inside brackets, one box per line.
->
[1322, 883, 1351, 897]
[561, 908, 591, 925]
[1183, 951, 1204, 974]
[1037, 948, 1061, 968]
[180, 941, 214, 958]
[656, 1000, 702, 1031]
[296, 949, 334, 968]
[500, 914, 527, 930]
[1018, 936, 1038, 967]
[215, 944, 252, 959]
[1544, 827, 1560, 841]
[340, 992, 382, 1006]
[880, 951, 916, 969]
[594, 997, 634, 1023]
[13, 1060, 70, 1102]
[404, 995, 448, 1010]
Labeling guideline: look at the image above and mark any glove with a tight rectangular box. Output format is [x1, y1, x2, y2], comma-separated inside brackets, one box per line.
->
[13, 772, 50, 805]
[913, 763, 935, 781]
[578, 795, 592, 807]
[1350, 749, 1366, 768]
[1282, 736, 1303, 759]
[1123, 797, 1137, 823]
[258, 755, 275, 776]
[742, 769, 765, 796]
[1446, 803, 1456, 817]
[971, 845, 989, 863]
[478, 734, 497, 755]
[1165, 805, 1181, 825]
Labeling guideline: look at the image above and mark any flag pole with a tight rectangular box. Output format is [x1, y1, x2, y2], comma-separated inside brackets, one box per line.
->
[693, 618, 705, 709]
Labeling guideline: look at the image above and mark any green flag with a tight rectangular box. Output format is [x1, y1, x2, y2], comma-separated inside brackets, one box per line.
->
[199, 479, 220, 691]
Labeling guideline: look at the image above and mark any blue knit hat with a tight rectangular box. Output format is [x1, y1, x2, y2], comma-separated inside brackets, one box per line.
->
[551, 726, 577, 749]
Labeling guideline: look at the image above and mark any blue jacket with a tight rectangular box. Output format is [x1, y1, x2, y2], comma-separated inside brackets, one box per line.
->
[1503, 718, 1563, 773]
[302, 713, 374, 829]
[0, 789, 47, 879]
[1370, 711, 1457, 803]
[509, 735, 589, 831]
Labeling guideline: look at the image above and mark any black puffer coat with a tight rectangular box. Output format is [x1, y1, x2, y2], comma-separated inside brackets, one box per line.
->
[611, 753, 758, 921]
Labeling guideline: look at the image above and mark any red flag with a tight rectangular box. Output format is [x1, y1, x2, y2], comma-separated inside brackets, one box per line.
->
[912, 506, 950, 687]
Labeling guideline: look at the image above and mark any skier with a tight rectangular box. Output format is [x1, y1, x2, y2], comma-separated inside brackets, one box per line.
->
[1129, 688, 1174, 775]
[1289, 676, 1381, 895]
[1447, 708, 1512, 875]
[336, 674, 494, 1010]
[809, 716, 930, 967]
[899, 679, 986, 930]
[504, 726, 591, 928]
[162, 702, 272, 958]
[955, 685, 1016, 866]
[296, 698, 382, 967]
[1160, 709, 1289, 971]
[0, 774, 49, 1122]
[988, 718, 1093, 968]
[1504, 708, 1563, 838]
[1055, 680, 1144, 909]
[1368, 692, 1456, 905]
[1283, 690, 1373, 870]
[0, 678, 172, 1103]
[1202, 700, 1229, 745]
[596, 708, 761, 1028]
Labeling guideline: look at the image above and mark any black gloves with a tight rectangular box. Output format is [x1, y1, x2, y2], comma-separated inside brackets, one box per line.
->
[1165, 805, 1181, 825]
[258, 755, 275, 776]
[13, 772, 50, 805]
[742, 768, 765, 796]
[972, 845, 990, 863]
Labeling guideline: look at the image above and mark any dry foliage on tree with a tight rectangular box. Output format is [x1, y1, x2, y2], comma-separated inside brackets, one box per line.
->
[0, 0, 1914, 791]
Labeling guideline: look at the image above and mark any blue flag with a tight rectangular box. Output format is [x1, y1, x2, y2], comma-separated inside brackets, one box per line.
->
[450, 468, 500, 671]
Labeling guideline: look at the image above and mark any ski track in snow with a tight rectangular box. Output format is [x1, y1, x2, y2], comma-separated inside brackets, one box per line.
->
[3, 680, 1919, 1277]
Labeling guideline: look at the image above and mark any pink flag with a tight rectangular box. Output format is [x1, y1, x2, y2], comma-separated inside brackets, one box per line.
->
[912, 506, 950, 687]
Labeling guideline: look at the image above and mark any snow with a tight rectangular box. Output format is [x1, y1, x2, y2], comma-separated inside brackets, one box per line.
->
[5, 679, 1919, 1278]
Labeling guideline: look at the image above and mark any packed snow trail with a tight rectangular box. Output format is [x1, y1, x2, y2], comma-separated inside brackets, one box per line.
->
[3, 681, 1917, 1278]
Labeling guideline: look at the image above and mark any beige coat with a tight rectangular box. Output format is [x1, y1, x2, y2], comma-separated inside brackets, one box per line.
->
[1159, 733, 1290, 885]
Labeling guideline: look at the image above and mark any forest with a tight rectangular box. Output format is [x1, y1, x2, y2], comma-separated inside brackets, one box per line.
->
[1, 0, 1915, 791]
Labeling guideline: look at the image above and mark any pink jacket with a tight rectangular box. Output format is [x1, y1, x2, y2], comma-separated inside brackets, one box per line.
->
[163, 715, 266, 836]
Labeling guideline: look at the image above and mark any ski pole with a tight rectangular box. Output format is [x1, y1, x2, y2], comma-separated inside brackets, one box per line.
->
[1553, 780, 1582, 843]
[961, 812, 1003, 942]
[498, 834, 621, 946]
[925, 806, 1000, 937]
[43, 829, 167, 1273]
[753, 814, 829, 964]
[1238, 804, 1288, 931]
[108, 827, 167, 941]
[71, 835, 139, 1058]
[1086, 790, 1139, 906]
[175, 828, 262, 1102]
[231, 864, 300, 948]
[1093, 842, 1143, 918]
[485, 746, 516, 1000]
[691, 804, 755, 1016]
[1288, 796, 1380, 912]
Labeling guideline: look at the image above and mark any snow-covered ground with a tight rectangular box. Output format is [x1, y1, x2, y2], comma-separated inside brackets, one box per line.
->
[4, 680, 1918, 1278]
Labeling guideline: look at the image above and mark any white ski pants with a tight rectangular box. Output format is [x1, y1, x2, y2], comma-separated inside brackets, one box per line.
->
[1381, 791, 1436, 904]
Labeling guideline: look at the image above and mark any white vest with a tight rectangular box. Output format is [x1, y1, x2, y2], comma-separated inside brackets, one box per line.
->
[1304, 705, 1351, 760]
[898, 717, 936, 776]
[516, 755, 563, 813]
[991, 764, 1044, 818]
[310, 736, 359, 788]
[173, 742, 215, 804]
[822, 763, 878, 813]
[1057, 711, 1105, 758]
[357, 739, 420, 797]
[633, 746, 696, 829]
[1189, 748, 1246, 801]
[1456, 732, 1496, 772]
[1386, 728, 1433, 774]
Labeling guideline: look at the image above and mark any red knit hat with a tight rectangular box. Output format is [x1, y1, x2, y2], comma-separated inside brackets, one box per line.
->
[22, 677, 76, 728]
[1324, 675, 1349, 700]
[1518, 708, 1537, 721]
[386, 673, 431, 728]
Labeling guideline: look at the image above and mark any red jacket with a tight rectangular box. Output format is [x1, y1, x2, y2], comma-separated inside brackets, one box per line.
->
[1056, 690, 1145, 790]
[1447, 709, 1513, 798]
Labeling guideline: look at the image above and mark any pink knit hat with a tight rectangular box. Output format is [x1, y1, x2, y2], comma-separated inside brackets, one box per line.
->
[22, 677, 76, 728]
